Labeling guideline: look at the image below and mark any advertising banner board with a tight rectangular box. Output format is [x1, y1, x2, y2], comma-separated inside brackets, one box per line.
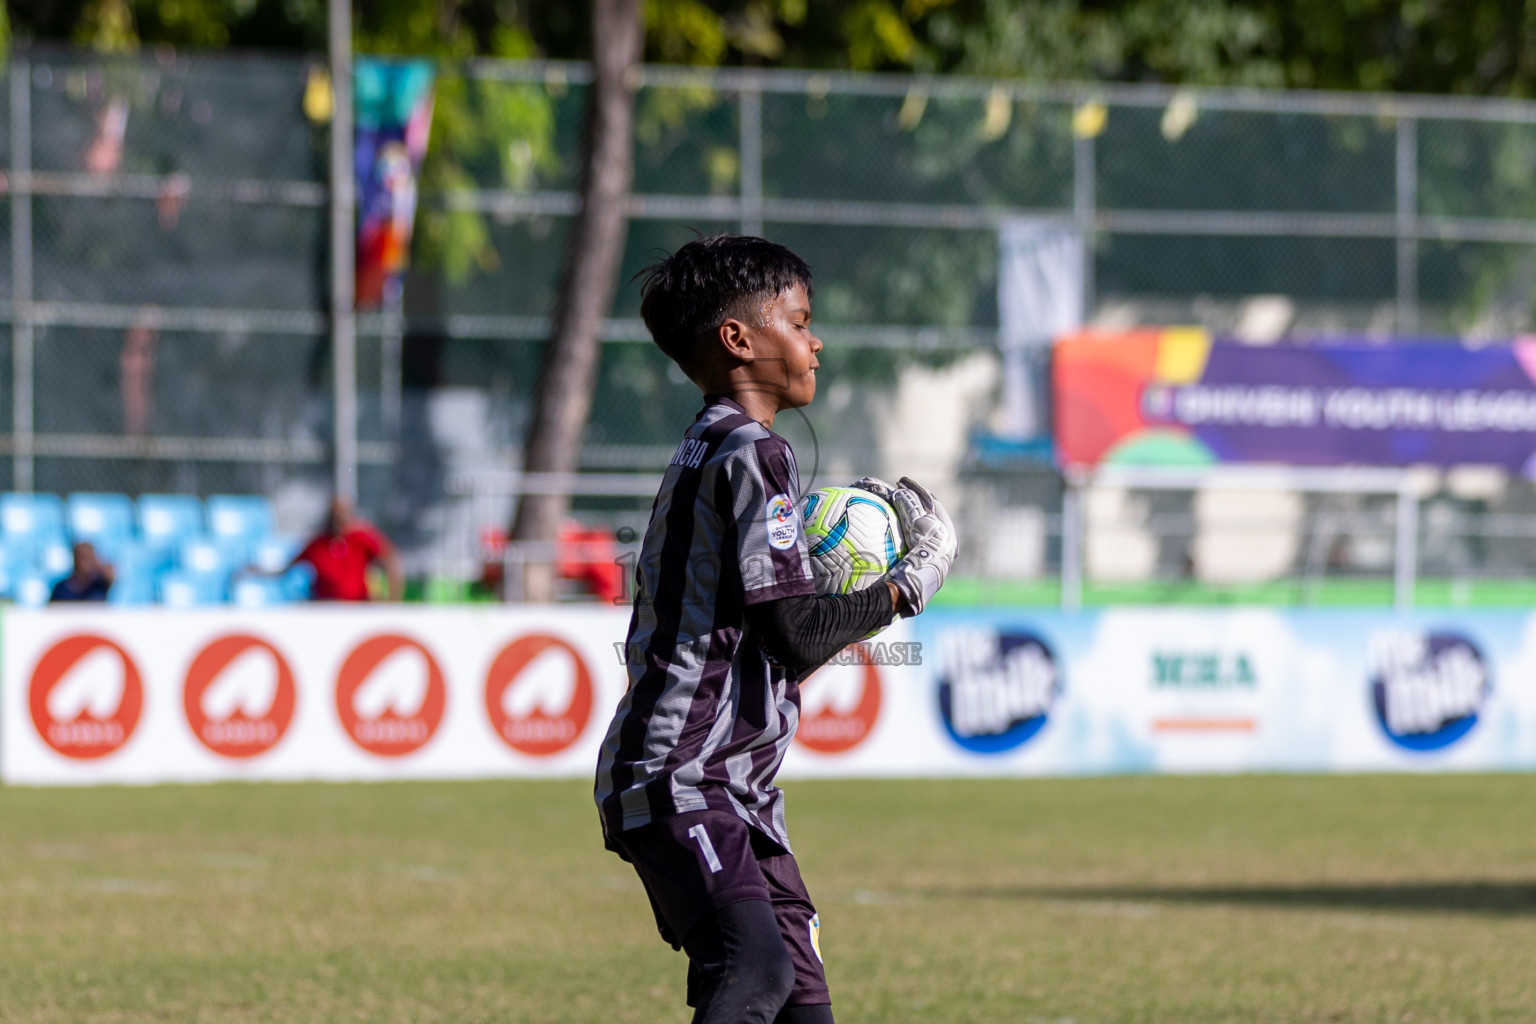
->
[1054, 329, 1536, 471]
[3, 607, 626, 784]
[5, 607, 1536, 783]
[904, 608, 1536, 775]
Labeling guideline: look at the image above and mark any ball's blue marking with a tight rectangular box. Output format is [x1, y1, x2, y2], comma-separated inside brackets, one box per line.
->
[801, 493, 821, 523]
[809, 514, 849, 557]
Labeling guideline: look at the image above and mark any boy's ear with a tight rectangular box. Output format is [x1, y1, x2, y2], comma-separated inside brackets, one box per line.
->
[717, 317, 753, 361]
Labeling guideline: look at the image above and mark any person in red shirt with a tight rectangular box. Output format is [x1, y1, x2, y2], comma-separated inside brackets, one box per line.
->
[292, 497, 403, 601]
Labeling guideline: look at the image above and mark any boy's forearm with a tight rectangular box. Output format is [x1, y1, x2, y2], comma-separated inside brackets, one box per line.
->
[748, 584, 898, 679]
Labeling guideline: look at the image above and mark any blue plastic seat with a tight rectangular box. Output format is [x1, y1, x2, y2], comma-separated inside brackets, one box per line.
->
[232, 576, 289, 607]
[206, 495, 275, 555]
[251, 534, 301, 574]
[159, 570, 226, 607]
[0, 537, 33, 588]
[109, 575, 158, 605]
[0, 540, 30, 599]
[38, 540, 74, 578]
[179, 536, 243, 578]
[108, 542, 162, 605]
[138, 494, 205, 553]
[1, 493, 66, 549]
[67, 493, 135, 553]
[281, 562, 316, 601]
[15, 570, 55, 607]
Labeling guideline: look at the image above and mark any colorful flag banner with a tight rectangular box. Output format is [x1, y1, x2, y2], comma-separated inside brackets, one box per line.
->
[354, 59, 435, 308]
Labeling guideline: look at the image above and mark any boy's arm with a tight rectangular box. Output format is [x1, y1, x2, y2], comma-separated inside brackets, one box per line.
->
[726, 435, 819, 605]
[747, 581, 899, 679]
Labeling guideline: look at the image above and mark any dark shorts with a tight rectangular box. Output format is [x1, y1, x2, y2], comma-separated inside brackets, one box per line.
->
[613, 809, 829, 1007]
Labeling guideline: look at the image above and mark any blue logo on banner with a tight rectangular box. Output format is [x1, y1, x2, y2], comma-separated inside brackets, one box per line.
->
[1369, 629, 1489, 751]
[938, 628, 1060, 753]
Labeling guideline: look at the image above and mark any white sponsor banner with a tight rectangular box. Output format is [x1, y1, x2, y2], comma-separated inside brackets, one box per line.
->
[902, 608, 1536, 774]
[9, 606, 1536, 785]
[2, 607, 630, 785]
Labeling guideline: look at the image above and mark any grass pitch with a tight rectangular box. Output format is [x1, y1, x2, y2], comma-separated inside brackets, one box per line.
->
[3, 776, 1535, 1023]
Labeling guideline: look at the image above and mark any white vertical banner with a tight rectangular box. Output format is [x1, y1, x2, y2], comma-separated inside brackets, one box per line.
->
[997, 217, 1084, 439]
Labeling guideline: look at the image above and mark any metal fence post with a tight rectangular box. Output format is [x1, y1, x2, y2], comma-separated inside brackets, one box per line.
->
[11, 54, 33, 494]
[1394, 476, 1418, 613]
[381, 282, 403, 440]
[739, 79, 763, 237]
[329, 0, 358, 500]
[1072, 96, 1096, 319]
[1062, 98, 1095, 612]
[1061, 478, 1083, 612]
[1396, 114, 1418, 335]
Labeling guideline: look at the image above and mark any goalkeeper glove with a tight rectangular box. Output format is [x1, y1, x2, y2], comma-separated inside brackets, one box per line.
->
[853, 476, 957, 616]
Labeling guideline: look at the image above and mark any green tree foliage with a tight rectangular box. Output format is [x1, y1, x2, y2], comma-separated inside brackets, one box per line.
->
[920, 0, 1282, 84]
[13, 0, 1536, 331]
[17, 1, 1536, 99]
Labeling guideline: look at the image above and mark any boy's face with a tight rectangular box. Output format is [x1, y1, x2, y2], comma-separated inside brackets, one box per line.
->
[737, 283, 821, 411]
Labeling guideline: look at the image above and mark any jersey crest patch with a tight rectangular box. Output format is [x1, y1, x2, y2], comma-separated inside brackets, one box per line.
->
[766, 493, 798, 550]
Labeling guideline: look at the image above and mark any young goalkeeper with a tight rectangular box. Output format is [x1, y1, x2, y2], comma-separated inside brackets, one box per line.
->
[594, 234, 958, 1024]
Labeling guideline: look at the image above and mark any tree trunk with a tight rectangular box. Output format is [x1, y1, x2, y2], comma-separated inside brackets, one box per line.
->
[509, 0, 642, 601]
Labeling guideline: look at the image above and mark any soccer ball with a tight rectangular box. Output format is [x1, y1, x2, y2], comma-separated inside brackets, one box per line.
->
[798, 485, 907, 595]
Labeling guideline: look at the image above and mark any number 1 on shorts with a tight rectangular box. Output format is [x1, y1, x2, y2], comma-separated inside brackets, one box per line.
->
[687, 824, 724, 874]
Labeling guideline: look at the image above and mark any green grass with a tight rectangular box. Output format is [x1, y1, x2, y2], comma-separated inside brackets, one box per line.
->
[932, 575, 1536, 608]
[4, 776, 1536, 1022]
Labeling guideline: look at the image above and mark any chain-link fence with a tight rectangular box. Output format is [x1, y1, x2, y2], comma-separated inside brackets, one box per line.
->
[15, 49, 1536, 596]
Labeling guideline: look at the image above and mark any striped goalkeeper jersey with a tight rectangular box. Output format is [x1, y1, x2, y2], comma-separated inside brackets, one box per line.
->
[595, 395, 818, 851]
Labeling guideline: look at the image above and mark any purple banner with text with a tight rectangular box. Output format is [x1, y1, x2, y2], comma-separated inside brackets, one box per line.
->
[1054, 330, 1536, 472]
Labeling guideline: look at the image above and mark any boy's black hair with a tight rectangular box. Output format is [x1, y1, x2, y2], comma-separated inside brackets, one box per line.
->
[637, 234, 813, 371]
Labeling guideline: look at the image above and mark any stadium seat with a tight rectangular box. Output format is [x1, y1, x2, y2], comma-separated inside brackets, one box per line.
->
[179, 536, 243, 578]
[159, 571, 226, 607]
[1, 493, 66, 549]
[108, 542, 163, 605]
[557, 523, 622, 602]
[138, 494, 205, 553]
[206, 495, 275, 555]
[0, 537, 30, 572]
[0, 539, 34, 598]
[281, 562, 315, 601]
[67, 493, 136, 553]
[231, 576, 289, 607]
[38, 540, 74, 578]
[15, 571, 54, 607]
[251, 534, 301, 574]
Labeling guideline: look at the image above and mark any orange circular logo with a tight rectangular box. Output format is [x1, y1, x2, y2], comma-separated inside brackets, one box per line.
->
[334, 635, 446, 757]
[28, 634, 143, 759]
[183, 635, 296, 759]
[484, 634, 593, 756]
[796, 650, 882, 754]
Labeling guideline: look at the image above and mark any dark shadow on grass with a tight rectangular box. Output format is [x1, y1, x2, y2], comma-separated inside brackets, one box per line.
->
[923, 882, 1536, 916]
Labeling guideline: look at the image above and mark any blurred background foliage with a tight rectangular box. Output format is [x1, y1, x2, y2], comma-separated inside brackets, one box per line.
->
[10, 0, 1536, 97]
[11, 0, 1536, 338]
